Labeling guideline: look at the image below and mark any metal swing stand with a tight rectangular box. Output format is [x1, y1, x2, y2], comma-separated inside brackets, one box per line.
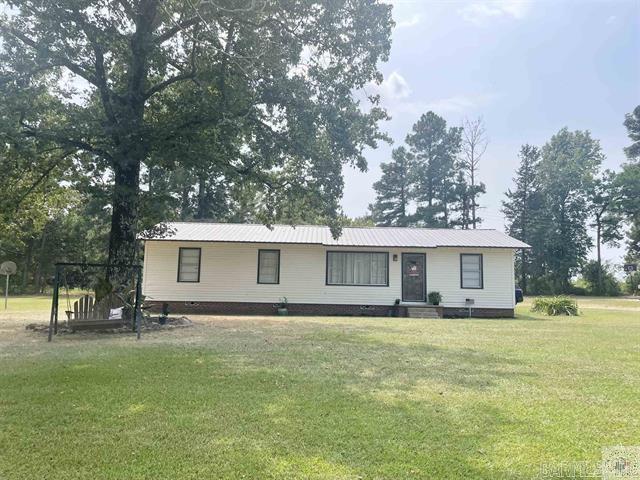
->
[47, 262, 143, 342]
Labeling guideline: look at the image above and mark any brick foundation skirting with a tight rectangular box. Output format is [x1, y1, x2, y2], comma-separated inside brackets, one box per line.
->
[442, 307, 515, 318]
[148, 301, 405, 317]
[147, 301, 513, 318]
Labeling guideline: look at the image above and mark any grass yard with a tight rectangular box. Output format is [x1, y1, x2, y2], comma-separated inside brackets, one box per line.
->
[0, 297, 639, 479]
[0, 293, 86, 313]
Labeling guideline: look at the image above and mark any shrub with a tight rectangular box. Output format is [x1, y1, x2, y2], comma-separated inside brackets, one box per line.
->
[531, 296, 579, 316]
[580, 261, 622, 296]
[622, 271, 640, 295]
[427, 291, 442, 305]
[528, 274, 561, 295]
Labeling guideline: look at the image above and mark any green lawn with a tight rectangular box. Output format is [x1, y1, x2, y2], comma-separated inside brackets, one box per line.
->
[1, 297, 639, 479]
[0, 292, 86, 313]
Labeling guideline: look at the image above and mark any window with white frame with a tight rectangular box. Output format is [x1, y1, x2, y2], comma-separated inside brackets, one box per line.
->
[258, 249, 280, 284]
[326, 251, 388, 286]
[177, 248, 201, 282]
[460, 254, 483, 289]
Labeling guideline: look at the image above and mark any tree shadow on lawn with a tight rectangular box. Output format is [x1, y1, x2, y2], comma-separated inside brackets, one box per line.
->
[0, 346, 528, 480]
[299, 329, 534, 392]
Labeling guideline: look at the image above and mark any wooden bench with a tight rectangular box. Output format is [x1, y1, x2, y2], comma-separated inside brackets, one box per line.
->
[67, 293, 129, 331]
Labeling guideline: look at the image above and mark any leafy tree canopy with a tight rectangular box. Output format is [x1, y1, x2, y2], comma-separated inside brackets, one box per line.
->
[623, 105, 640, 161]
[0, 0, 393, 272]
[537, 128, 603, 290]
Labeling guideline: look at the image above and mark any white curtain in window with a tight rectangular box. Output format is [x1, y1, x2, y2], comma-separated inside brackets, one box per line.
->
[327, 252, 387, 285]
[259, 251, 279, 283]
[461, 254, 482, 288]
[179, 249, 200, 282]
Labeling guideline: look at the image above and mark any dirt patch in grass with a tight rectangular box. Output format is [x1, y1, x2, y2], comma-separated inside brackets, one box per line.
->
[24, 315, 193, 335]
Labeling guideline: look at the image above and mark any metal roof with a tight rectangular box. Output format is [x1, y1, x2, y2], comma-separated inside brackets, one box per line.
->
[144, 222, 530, 249]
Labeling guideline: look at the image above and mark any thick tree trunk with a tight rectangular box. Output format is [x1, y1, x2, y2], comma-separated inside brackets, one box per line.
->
[106, 0, 156, 285]
[34, 227, 47, 293]
[22, 237, 34, 291]
[107, 158, 141, 284]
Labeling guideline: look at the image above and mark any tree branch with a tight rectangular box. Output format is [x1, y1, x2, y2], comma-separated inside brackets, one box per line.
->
[12, 150, 74, 211]
[1, 26, 100, 87]
[20, 122, 113, 161]
[143, 71, 196, 100]
[69, 9, 120, 124]
[155, 17, 200, 44]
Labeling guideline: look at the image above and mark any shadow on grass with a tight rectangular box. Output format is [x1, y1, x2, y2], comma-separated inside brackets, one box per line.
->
[300, 328, 534, 392]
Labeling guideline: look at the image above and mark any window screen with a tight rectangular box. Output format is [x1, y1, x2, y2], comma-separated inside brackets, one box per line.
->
[326, 252, 388, 286]
[461, 254, 483, 289]
[258, 250, 280, 284]
[177, 248, 201, 282]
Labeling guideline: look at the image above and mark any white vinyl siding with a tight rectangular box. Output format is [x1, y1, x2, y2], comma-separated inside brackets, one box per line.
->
[177, 248, 200, 282]
[143, 243, 516, 309]
[326, 251, 388, 286]
[258, 250, 280, 284]
[461, 254, 483, 289]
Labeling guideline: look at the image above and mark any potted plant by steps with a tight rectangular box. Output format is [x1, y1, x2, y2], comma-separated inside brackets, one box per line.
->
[428, 291, 442, 306]
[276, 297, 288, 316]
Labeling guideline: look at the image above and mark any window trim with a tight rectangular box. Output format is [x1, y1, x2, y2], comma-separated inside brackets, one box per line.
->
[325, 250, 390, 287]
[257, 249, 281, 284]
[460, 253, 483, 289]
[177, 247, 201, 283]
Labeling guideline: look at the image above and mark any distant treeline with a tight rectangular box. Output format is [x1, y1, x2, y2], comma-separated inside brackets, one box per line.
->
[369, 108, 640, 295]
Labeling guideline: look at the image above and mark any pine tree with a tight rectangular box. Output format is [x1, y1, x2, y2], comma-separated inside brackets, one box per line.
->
[406, 112, 462, 227]
[588, 170, 624, 294]
[450, 169, 472, 229]
[370, 147, 414, 226]
[502, 144, 544, 293]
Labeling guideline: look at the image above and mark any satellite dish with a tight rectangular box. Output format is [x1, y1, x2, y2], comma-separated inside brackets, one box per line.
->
[0, 261, 16, 276]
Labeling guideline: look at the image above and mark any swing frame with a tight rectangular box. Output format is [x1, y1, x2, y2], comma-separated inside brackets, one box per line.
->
[47, 262, 143, 342]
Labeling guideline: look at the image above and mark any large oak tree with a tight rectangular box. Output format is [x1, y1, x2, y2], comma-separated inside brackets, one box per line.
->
[0, 0, 392, 279]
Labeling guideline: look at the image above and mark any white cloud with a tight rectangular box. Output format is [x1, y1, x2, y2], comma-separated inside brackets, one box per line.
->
[395, 13, 422, 28]
[606, 15, 617, 24]
[385, 93, 498, 117]
[371, 71, 412, 100]
[459, 0, 532, 25]
[423, 93, 497, 114]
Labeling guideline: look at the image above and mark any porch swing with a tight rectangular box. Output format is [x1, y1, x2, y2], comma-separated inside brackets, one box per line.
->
[64, 285, 127, 331]
[48, 262, 143, 341]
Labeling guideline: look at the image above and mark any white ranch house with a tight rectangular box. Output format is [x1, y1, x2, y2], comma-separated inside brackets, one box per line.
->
[142, 222, 529, 318]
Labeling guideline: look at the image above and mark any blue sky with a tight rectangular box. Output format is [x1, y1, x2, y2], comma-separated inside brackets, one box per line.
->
[342, 0, 640, 262]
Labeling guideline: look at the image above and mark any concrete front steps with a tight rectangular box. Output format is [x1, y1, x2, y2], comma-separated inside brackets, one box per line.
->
[406, 306, 442, 319]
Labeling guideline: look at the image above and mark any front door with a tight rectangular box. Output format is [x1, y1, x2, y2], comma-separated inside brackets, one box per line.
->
[402, 253, 426, 302]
